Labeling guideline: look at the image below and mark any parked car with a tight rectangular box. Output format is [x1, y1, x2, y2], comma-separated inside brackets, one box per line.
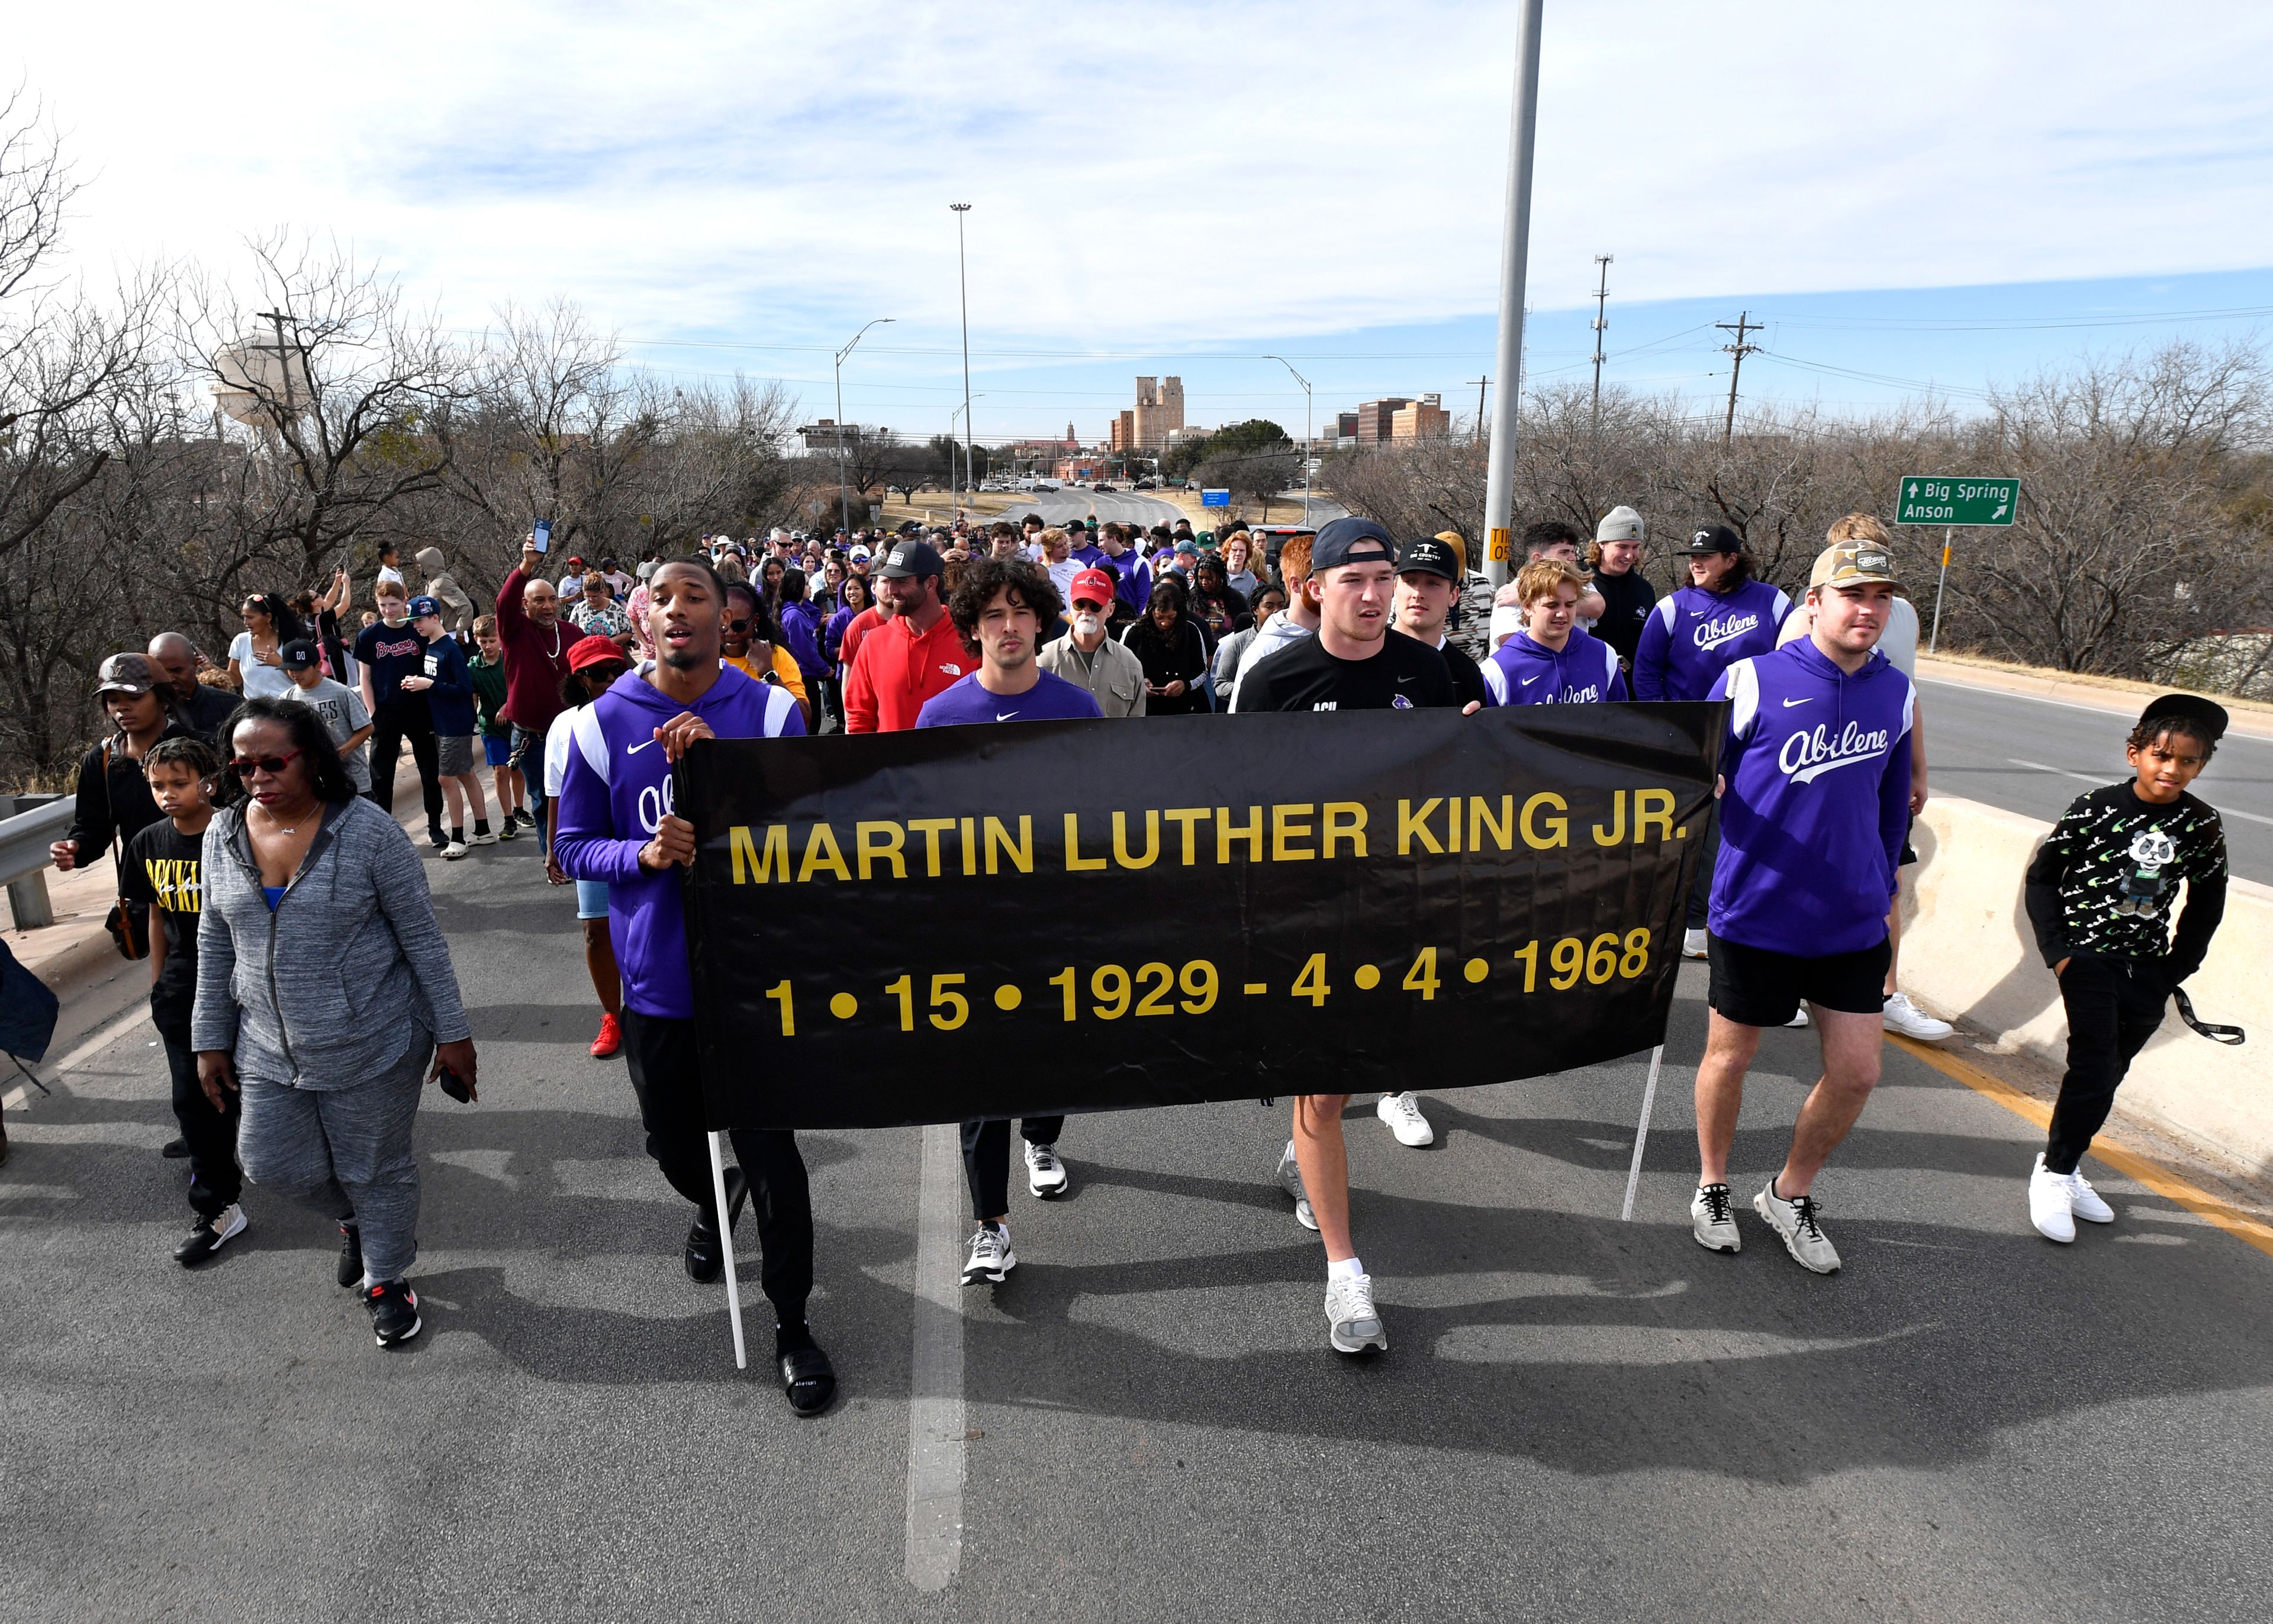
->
[1132, 479, 1157, 490]
[1094, 484, 1116, 494]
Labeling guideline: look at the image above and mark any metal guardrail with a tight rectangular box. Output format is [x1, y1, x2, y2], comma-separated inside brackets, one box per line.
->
[1, 797, 75, 929]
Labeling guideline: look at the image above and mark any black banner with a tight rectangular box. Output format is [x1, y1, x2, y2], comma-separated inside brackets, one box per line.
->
[678, 705, 1723, 1131]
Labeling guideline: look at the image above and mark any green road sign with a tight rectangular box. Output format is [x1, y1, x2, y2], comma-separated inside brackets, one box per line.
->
[1897, 475, 2018, 527]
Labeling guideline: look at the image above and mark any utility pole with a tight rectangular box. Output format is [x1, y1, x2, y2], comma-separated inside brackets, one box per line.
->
[1717, 310, 1762, 446]
[1466, 376, 1489, 445]
[1482, 0, 1546, 588]
[1588, 254, 1613, 439]
[833, 318, 893, 534]
[255, 308, 298, 437]
[950, 203, 974, 508]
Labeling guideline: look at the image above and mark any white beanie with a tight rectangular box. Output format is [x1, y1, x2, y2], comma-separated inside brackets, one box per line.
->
[1595, 505, 1645, 544]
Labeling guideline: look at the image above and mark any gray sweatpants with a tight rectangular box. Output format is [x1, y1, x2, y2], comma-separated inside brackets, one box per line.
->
[237, 1034, 432, 1285]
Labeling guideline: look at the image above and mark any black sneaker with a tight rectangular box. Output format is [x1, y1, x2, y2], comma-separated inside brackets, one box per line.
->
[684, 1167, 749, 1283]
[162, 1136, 191, 1159]
[336, 1223, 363, 1288]
[366, 1279, 422, 1346]
[174, 1204, 246, 1267]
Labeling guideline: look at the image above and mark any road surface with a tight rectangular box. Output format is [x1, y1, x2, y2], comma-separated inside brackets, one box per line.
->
[3, 811, 2266, 1622]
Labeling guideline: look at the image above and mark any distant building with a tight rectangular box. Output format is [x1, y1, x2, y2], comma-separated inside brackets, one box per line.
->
[1110, 410, 1138, 454]
[1109, 376, 1185, 453]
[1390, 394, 1450, 441]
[1355, 398, 1412, 444]
[1055, 454, 1106, 482]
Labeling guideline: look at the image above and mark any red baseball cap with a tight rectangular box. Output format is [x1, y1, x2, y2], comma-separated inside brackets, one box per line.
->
[566, 634, 629, 674]
[1069, 568, 1116, 608]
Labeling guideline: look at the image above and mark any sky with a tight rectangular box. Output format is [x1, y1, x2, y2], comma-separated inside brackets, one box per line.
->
[15, 1, 2273, 442]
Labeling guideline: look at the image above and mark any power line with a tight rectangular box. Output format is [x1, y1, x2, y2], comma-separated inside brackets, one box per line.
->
[1717, 310, 1762, 445]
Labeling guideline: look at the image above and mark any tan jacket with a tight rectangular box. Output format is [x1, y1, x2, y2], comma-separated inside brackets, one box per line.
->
[1037, 633, 1147, 717]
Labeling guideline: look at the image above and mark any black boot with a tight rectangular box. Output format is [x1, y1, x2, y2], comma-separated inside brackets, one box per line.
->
[683, 1167, 749, 1283]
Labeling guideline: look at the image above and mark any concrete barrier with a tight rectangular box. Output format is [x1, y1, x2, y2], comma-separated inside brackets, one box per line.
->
[1900, 795, 2273, 1180]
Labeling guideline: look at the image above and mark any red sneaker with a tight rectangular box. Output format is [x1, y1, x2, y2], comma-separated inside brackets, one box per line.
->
[590, 1013, 622, 1058]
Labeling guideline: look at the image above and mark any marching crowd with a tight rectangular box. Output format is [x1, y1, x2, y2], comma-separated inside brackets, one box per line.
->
[19, 498, 2232, 1413]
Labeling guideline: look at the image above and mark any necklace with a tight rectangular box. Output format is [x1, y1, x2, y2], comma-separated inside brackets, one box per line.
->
[536, 618, 564, 659]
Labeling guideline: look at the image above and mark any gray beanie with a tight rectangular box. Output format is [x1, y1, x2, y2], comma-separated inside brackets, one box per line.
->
[1596, 505, 1645, 544]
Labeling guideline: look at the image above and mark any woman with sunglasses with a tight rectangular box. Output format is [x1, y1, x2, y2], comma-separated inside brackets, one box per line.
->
[191, 695, 477, 1349]
[721, 580, 811, 727]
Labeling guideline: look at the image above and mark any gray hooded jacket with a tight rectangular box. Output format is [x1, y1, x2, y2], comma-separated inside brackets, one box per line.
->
[416, 546, 476, 632]
[191, 795, 471, 1088]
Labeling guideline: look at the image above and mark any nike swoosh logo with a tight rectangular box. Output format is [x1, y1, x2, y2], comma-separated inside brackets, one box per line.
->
[1521, 675, 1541, 686]
[995, 711, 1018, 721]
[1396, 675, 1415, 685]
[626, 737, 658, 753]
[1782, 697, 1813, 708]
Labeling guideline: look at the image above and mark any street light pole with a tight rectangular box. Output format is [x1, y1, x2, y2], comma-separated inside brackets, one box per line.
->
[1263, 355, 1312, 521]
[1482, 0, 1545, 589]
[834, 317, 894, 535]
[950, 203, 974, 512]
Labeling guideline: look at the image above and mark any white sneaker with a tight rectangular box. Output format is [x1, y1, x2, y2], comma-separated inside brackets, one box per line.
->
[1785, 1005, 1811, 1028]
[1881, 992, 1954, 1041]
[1753, 1179, 1841, 1273]
[2029, 1155, 2076, 1242]
[2064, 1168, 2114, 1224]
[1376, 1093, 1434, 1147]
[1275, 1140, 1318, 1232]
[467, 829, 500, 847]
[961, 1223, 1016, 1284]
[441, 839, 469, 861]
[1324, 1272, 1387, 1354]
[1023, 1140, 1068, 1199]
[1683, 928, 1708, 960]
[1691, 1182, 1741, 1254]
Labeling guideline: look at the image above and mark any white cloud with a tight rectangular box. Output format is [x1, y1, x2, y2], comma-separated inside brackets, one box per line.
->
[15, 0, 2273, 352]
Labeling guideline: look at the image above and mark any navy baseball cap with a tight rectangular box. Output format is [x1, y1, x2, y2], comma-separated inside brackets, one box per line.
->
[875, 540, 944, 579]
[408, 594, 443, 618]
[1310, 517, 1398, 571]
[276, 639, 321, 671]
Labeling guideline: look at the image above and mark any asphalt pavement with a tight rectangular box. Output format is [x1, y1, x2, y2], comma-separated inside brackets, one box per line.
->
[4, 806, 2269, 1622]
[1919, 674, 2273, 884]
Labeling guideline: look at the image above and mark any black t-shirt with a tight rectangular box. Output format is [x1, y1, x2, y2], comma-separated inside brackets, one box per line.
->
[1234, 627, 1459, 713]
[121, 818, 207, 1005]
[1438, 639, 1491, 710]
[1591, 568, 1659, 666]
[354, 618, 430, 710]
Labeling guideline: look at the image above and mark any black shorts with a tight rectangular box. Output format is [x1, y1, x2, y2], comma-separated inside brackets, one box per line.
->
[1708, 932, 1891, 1026]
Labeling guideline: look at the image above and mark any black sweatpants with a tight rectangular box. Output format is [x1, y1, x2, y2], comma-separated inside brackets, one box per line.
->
[2046, 954, 2168, 1175]
[961, 1117, 1066, 1222]
[366, 702, 444, 834]
[155, 997, 240, 1219]
[620, 1010, 813, 1317]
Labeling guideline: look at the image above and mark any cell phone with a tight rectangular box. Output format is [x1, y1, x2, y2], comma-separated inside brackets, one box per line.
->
[532, 518, 553, 555]
[437, 1065, 472, 1104]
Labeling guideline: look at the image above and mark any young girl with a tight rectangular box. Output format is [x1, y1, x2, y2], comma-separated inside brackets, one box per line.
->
[122, 737, 242, 1264]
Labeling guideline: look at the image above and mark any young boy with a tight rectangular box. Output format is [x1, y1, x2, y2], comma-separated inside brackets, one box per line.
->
[2022, 694, 2230, 1242]
[356, 579, 446, 846]
[399, 594, 491, 858]
[279, 639, 374, 793]
[121, 737, 243, 1265]
[468, 614, 521, 838]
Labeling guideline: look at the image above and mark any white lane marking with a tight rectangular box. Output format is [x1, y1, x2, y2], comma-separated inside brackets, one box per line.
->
[904, 1122, 965, 1593]
[1924, 676, 2272, 745]
[2007, 758, 2273, 824]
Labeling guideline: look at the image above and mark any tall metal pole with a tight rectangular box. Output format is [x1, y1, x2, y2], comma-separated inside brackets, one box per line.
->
[1263, 356, 1312, 521]
[1482, 0, 1545, 589]
[951, 203, 974, 510]
[1588, 253, 1613, 440]
[1928, 526, 1952, 655]
[834, 317, 894, 535]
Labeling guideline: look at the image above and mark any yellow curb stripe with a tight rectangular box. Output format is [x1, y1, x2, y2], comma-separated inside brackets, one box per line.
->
[1887, 1033, 2273, 1263]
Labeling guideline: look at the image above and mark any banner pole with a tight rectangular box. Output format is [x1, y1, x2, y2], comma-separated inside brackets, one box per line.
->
[1620, 1044, 1665, 1222]
[708, 1130, 748, 1370]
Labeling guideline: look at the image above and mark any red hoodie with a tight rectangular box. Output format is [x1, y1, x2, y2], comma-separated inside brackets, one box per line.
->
[843, 610, 972, 733]
[495, 567, 578, 732]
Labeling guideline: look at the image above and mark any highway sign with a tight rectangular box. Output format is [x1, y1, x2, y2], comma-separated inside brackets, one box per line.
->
[1897, 475, 2018, 527]
[1200, 488, 1229, 507]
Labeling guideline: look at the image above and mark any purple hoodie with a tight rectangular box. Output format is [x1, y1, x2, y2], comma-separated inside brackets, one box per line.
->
[553, 663, 805, 1019]
[1706, 639, 1914, 956]
[1633, 578, 1792, 702]
[1481, 626, 1627, 705]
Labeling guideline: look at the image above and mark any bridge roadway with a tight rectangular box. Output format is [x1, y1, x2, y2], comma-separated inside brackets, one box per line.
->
[2, 739, 2268, 1623]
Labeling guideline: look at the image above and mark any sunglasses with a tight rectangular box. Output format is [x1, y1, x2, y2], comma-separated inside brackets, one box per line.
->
[726, 617, 751, 633]
[228, 748, 303, 777]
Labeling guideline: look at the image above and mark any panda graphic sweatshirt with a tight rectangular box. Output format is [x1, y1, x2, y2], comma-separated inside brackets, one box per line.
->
[2023, 782, 2227, 981]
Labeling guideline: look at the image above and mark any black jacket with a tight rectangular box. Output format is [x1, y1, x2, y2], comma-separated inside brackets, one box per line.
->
[67, 720, 198, 888]
[1120, 615, 1210, 715]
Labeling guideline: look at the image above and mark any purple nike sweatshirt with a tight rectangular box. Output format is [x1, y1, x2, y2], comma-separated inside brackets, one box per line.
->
[552, 663, 805, 1019]
[1481, 626, 1627, 705]
[1633, 578, 1792, 702]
